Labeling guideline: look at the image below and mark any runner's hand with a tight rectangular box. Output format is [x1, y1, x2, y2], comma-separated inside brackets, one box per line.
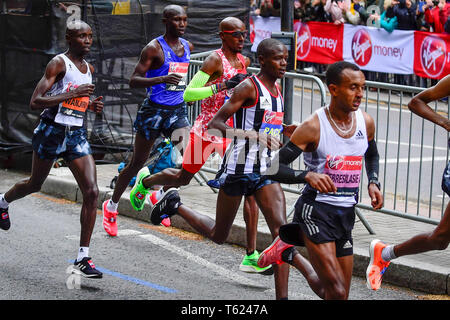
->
[305, 172, 337, 193]
[73, 84, 95, 97]
[368, 184, 383, 210]
[163, 73, 183, 85]
[89, 96, 104, 113]
[258, 133, 282, 151]
[282, 123, 298, 138]
[224, 73, 250, 90]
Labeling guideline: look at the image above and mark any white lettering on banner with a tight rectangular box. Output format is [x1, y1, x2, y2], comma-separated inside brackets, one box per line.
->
[373, 45, 404, 59]
[298, 32, 309, 53]
[352, 36, 371, 63]
[311, 36, 337, 52]
[423, 41, 444, 71]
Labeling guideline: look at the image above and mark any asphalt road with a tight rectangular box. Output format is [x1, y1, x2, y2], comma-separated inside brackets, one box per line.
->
[0, 171, 431, 302]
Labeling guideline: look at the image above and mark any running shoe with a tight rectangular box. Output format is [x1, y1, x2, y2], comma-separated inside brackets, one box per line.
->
[72, 257, 103, 278]
[129, 166, 151, 211]
[148, 190, 171, 227]
[0, 207, 10, 231]
[149, 188, 181, 225]
[257, 236, 294, 268]
[239, 250, 273, 275]
[102, 200, 118, 237]
[366, 239, 391, 291]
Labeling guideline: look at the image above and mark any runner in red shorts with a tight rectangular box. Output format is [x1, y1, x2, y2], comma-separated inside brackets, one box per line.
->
[130, 17, 272, 274]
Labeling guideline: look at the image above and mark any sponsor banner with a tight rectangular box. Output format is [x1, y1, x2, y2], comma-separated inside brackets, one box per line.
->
[294, 21, 343, 64]
[250, 15, 281, 52]
[414, 31, 450, 79]
[343, 25, 414, 74]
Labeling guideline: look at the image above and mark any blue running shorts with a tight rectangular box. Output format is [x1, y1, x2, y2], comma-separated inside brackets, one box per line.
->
[133, 98, 190, 141]
[32, 120, 92, 162]
[442, 161, 450, 197]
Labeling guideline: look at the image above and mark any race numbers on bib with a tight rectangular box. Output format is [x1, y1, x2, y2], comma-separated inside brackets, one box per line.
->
[324, 155, 363, 196]
[166, 62, 189, 91]
[260, 110, 284, 139]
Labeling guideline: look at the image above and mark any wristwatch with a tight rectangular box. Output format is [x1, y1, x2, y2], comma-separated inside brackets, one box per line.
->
[368, 180, 381, 191]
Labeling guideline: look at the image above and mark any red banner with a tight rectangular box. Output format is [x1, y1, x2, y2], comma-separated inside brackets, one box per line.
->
[414, 31, 450, 79]
[294, 21, 343, 64]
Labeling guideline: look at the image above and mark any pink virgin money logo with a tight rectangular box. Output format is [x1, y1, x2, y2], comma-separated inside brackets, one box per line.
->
[351, 29, 372, 67]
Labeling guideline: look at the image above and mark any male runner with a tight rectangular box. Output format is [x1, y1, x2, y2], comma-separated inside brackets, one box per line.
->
[101, 5, 194, 236]
[366, 74, 450, 291]
[129, 17, 271, 274]
[147, 38, 291, 299]
[256, 61, 383, 300]
[0, 21, 104, 278]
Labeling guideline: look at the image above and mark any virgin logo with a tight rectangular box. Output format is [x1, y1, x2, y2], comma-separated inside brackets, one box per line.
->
[264, 111, 276, 123]
[249, 16, 255, 44]
[351, 29, 372, 66]
[420, 36, 446, 78]
[327, 156, 345, 170]
[294, 22, 311, 60]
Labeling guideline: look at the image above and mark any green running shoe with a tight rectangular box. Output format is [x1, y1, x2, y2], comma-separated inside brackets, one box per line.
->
[129, 166, 151, 211]
[239, 250, 273, 275]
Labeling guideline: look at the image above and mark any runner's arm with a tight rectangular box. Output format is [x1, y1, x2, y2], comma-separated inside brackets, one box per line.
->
[408, 74, 450, 131]
[30, 57, 94, 110]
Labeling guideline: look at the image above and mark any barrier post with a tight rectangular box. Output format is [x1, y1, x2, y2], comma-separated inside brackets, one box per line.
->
[281, 0, 294, 143]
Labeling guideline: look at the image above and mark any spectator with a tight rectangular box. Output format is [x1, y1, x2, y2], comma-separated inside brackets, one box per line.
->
[325, 0, 350, 24]
[346, 0, 363, 24]
[296, 0, 325, 21]
[259, 0, 280, 17]
[385, 0, 418, 30]
[250, 0, 261, 15]
[371, 0, 399, 31]
[423, 0, 447, 32]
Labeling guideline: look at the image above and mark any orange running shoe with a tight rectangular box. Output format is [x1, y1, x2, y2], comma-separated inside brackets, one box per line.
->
[257, 236, 293, 268]
[366, 239, 391, 290]
[102, 200, 118, 236]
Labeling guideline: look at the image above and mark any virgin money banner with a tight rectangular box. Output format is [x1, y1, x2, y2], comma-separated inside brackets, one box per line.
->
[343, 25, 414, 74]
[294, 21, 343, 64]
[414, 32, 450, 79]
[250, 15, 281, 52]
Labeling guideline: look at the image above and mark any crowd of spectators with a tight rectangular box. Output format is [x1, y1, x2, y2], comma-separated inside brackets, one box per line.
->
[250, 0, 449, 86]
[251, 0, 450, 34]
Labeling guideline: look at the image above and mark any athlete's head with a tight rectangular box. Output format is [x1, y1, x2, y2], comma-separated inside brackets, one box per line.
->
[163, 5, 187, 37]
[65, 21, 92, 56]
[257, 38, 288, 79]
[326, 61, 365, 111]
[219, 17, 247, 53]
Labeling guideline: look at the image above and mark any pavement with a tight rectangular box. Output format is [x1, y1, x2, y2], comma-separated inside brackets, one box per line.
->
[34, 163, 450, 297]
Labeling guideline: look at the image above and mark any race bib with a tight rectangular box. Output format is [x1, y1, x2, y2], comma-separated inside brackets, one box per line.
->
[59, 83, 89, 119]
[166, 62, 189, 91]
[324, 155, 363, 196]
[260, 110, 284, 139]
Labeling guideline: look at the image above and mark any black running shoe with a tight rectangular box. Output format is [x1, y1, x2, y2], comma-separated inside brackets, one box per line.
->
[0, 207, 10, 231]
[72, 257, 103, 278]
[150, 187, 182, 225]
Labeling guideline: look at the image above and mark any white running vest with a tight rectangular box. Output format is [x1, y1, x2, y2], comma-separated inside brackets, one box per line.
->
[48, 53, 92, 127]
[303, 106, 368, 207]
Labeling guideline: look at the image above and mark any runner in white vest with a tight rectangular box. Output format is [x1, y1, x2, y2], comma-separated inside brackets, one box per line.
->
[0, 21, 104, 278]
[257, 61, 383, 300]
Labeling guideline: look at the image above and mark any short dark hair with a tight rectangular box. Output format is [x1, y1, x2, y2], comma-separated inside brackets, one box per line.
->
[256, 38, 284, 58]
[326, 61, 360, 86]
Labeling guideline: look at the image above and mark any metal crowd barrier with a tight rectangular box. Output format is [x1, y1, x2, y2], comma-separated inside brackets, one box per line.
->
[188, 52, 449, 234]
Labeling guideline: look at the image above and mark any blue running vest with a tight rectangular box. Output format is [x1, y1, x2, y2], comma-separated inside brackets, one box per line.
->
[146, 35, 190, 106]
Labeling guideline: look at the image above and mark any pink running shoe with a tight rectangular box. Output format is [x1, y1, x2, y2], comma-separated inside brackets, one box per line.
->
[257, 236, 294, 268]
[148, 191, 171, 227]
[102, 200, 118, 236]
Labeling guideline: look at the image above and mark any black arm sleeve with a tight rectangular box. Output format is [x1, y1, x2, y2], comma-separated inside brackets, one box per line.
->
[365, 139, 380, 182]
[264, 140, 309, 184]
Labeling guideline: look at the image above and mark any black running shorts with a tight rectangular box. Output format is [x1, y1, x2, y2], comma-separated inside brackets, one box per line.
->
[289, 194, 356, 257]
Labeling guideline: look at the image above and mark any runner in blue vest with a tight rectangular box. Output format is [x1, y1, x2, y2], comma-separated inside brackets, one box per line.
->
[102, 5, 194, 236]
